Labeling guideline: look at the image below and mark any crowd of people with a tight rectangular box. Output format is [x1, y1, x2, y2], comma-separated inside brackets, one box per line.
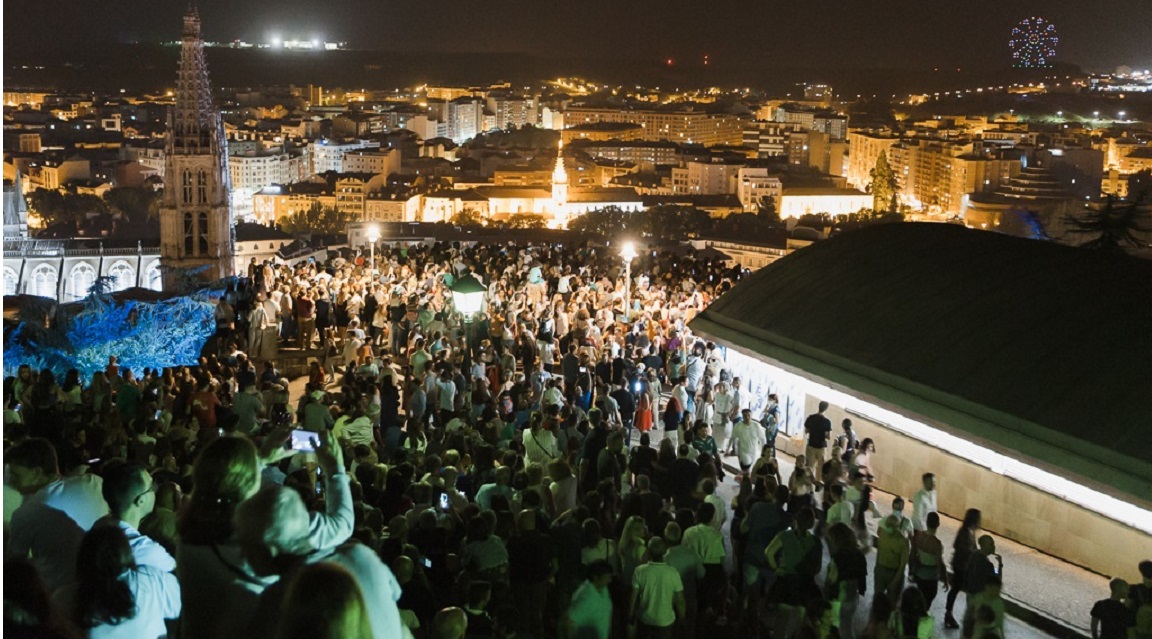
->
[4, 239, 1152, 639]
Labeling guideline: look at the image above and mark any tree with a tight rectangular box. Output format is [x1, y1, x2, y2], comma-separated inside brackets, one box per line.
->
[278, 202, 355, 235]
[449, 207, 485, 227]
[567, 206, 634, 237]
[756, 196, 781, 225]
[641, 205, 713, 239]
[1063, 194, 1151, 252]
[493, 214, 547, 229]
[27, 188, 111, 227]
[869, 151, 898, 215]
[104, 187, 160, 224]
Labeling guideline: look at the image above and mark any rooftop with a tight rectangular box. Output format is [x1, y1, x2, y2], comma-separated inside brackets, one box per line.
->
[690, 223, 1152, 505]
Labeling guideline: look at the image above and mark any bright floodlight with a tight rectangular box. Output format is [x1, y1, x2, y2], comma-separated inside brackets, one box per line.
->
[620, 241, 638, 262]
[451, 273, 487, 318]
[367, 225, 380, 243]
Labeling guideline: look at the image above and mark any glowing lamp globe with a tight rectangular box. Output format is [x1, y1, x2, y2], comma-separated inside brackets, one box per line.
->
[367, 225, 380, 243]
[620, 241, 638, 262]
[451, 273, 487, 318]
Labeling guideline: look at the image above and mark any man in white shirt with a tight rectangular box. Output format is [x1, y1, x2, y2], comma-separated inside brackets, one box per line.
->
[911, 473, 938, 538]
[541, 378, 565, 411]
[100, 460, 176, 571]
[711, 382, 736, 454]
[7, 437, 109, 590]
[730, 409, 766, 472]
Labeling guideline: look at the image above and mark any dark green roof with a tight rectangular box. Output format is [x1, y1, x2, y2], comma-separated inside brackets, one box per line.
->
[690, 223, 1152, 504]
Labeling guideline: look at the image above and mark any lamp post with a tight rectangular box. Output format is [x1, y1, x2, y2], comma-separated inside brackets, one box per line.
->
[620, 241, 638, 323]
[450, 272, 487, 392]
[366, 224, 380, 276]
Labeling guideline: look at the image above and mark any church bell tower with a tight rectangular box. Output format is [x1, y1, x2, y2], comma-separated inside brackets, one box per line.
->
[159, 6, 234, 287]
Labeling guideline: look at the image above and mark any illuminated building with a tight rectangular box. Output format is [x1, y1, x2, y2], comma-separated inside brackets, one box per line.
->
[159, 6, 235, 285]
[341, 148, 402, 178]
[485, 93, 539, 130]
[671, 160, 743, 196]
[736, 167, 783, 212]
[229, 147, 310, 221]
[887, 141, 1023, 215]
[846, 130, 899, 191]
[562, 105, 745, 146]
[778, 187, 871, 218]
[309, 138, 379, 174]
[964, 164, 1078, 238]
[566, 140, 680, 171]
[560, 122, 645, 144]
[691, 223, 1152, 578]
[743, 121, 793, 158]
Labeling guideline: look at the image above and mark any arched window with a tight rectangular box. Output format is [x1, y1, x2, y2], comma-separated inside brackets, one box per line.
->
[108, 261, 135, 292]
[3, 266, 19, 296]
[30, 264, 58, 298]
[198, 212, 209, 256]
[197, 169, 208, 204]
[182, 169, 193, 204]
[184, 212, 195, 255]
[146, 262, 162, 291]
[66, 263, 97, 300]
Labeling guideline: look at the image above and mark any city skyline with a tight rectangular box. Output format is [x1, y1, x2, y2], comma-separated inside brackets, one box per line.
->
[5, 0, 1152, 73]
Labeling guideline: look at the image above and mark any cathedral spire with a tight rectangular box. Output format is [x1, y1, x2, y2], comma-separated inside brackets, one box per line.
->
[159, 7, 234, 287]
[552, 139, 568, 208]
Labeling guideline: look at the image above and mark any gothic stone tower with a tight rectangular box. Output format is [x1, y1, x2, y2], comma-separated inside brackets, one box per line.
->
[160, 7, 234, 288]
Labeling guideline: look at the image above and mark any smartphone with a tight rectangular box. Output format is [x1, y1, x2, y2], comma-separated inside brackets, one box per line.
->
[439, 493, 450, 511]
[88, 458, 101, 465]
[288, 429, 317, 452]
[315, 467, 324, 496]
[423, 557, 432, 569]
[154, 409, 163, 420]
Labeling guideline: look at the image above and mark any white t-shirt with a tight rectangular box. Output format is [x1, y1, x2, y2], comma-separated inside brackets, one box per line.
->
[732, 419, 766, 467]
[631, 561, 684, 627]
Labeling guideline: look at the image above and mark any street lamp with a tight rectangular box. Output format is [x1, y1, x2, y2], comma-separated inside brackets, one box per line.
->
[366, 224, 380, 276]
[620, 241, 638, 323]
[450, 272, 487, 389]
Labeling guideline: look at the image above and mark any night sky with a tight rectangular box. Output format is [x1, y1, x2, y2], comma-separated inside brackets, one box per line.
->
[5, 0, 1152, 72]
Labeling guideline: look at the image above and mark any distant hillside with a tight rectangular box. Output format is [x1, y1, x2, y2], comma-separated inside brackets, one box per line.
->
[3, 43, 1060, 97]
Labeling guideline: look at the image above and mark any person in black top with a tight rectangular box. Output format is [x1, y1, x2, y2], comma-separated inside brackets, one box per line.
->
[1131, 560, 1152, 612]
[609, 381, 637, 445]
[669, 444, 701, 508]
[507, 511, 557, 638]
[1091, 579, 1135, 639]
[803, 401, 833, 485]
[594, 351, 612, 388]
[945, 508, 982, 629]
[641, 346, 664, 379]
[464, 581, 496, 639]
